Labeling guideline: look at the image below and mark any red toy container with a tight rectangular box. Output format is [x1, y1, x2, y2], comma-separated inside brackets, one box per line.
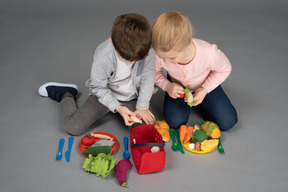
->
[130, 124, 166, 174]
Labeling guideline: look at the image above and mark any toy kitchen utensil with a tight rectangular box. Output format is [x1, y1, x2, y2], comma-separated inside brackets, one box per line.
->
[122, 137, 130, 159]
[169, 129, 178, 151]
[56, 138, 65, 160]
[65, 136, 74, 162]
[174, 129, 185, 154]
[218, 137, 224, 154]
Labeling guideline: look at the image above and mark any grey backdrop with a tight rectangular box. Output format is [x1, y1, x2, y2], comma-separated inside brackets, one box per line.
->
[1, 0, 288, 192]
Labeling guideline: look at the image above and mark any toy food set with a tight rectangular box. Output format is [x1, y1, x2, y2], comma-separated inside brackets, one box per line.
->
[77, 119, 223, 187]
[180, 120, 221, 154]
[130, 124, 166, 174]
[154, 120, 170, 142]
[78, 132, 119, 157]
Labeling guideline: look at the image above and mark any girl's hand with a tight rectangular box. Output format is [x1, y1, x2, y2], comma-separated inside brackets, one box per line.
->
[192, 87, 208, 106]
[116, 105, 136, 126]
[164, 82, 185, 99]
[135, 109, 155, 125]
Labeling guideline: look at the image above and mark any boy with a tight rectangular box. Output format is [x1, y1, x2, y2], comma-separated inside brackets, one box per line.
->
[152, 12, 237, 131]
[38, 13, 156, 135]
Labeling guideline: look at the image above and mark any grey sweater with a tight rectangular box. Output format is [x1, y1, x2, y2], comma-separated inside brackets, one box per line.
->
[86, 39, 157, 112]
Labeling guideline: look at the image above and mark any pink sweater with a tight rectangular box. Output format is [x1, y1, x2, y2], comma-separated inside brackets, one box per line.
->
[155, 38, 232, 93]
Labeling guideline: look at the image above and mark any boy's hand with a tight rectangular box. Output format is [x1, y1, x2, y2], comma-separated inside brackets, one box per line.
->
[135, 109, 155, 125]
[164, 82, 185, 99]
[192, 87, 208, 106]
[116, 105, 136, 126]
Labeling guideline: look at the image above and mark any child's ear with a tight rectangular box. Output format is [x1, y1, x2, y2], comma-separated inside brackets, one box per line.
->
[109, 37, 112, 42]
[187, 40, 194, 48]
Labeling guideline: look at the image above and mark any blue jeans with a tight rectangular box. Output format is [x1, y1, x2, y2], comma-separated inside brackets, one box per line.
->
[164, 85, 238, 131]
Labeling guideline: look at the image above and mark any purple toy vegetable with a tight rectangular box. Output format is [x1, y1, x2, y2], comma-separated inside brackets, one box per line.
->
[115, 159, 131, 187]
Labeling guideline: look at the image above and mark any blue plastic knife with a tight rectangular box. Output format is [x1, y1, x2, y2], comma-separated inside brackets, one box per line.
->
[65, 136, 74, 163]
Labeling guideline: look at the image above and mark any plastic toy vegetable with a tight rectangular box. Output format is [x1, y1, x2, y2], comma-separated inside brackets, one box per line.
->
[197, 119, 221, 139]
[180, 125, 194, 144]
[82, 153, 117, 178]
[189, 125, 208, 143]
[180, 125, 187, 142]
[115, 159, 131, 188]
[83, 146, 112, 157]
[184, 88, 195, 107]
[184, 126, 194, 143]
[81, 134, 96, 146]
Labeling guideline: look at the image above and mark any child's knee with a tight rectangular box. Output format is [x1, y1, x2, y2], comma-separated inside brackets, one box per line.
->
[219, 116, 238, 131]
[63, 122, 83, 136]
[165, 118, 187, 129]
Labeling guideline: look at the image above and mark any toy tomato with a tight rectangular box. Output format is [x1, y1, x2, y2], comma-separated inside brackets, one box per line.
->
[82, 134, 96, 146]
[179, 94, 185, 98]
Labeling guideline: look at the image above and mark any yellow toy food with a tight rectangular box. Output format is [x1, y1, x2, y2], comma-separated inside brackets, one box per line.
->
[154, 120, 170, 142]
[200, 139, 219, 151]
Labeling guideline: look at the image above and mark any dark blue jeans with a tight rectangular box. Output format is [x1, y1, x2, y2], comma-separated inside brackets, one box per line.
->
[164, 85, 238, 131]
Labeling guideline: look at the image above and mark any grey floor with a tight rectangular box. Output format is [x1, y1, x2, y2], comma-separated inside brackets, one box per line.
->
[1, 0, 288, 192]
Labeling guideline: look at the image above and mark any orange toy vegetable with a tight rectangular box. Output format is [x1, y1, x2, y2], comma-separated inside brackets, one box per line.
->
[180, 125, 187, 142]
[183, 126, 194, 144]
[197, 119, 221, 139]
[180, 125, 194, 144]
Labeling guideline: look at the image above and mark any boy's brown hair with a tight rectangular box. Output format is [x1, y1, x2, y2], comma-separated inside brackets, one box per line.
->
[152, 12, 194, 52]
[111, 13, 152, 61]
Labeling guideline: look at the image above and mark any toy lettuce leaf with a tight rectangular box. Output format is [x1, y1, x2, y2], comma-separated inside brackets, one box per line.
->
[82, 153, 117, 178]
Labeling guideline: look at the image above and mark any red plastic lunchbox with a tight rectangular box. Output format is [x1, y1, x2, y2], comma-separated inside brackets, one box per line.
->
[130, 124, 166, 174]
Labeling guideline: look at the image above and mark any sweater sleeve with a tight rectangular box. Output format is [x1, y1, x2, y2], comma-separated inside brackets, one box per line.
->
[155, 55, 170, 90]
[201, 44, 232, 93]
[135, 49, 156, 110]
[88, 54, 121, 112]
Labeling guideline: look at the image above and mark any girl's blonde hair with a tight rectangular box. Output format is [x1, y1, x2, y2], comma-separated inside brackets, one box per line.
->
[152, 12, 194, 52]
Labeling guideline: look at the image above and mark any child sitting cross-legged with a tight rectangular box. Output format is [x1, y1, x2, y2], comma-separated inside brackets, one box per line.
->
[38, 13, 157, 135]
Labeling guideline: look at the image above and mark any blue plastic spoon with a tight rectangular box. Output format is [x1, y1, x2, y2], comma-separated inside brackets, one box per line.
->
[56, 138, 65, 160]
[122, 137, 130, 159]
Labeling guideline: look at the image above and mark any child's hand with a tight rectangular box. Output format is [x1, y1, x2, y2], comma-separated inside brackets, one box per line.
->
[116, 105, 136, 126]
[164, 82, 185, 99]
[192, 87, 208, 106]
[135, 109, 155, 125]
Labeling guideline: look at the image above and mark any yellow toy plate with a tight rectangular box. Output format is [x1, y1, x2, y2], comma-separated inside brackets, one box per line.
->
[182, 140, 218, 154]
